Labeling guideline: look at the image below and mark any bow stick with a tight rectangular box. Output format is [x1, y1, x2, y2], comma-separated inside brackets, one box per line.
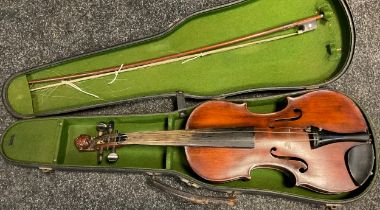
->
[28, 13, 324, 90]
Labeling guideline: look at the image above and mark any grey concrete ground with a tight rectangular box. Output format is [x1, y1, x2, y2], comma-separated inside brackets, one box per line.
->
[0, 0, 379, 209]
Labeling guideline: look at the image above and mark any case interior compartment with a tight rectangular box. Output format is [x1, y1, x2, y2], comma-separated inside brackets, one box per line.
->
[1, 92, 376, 202]
[4, 0, 353, 117]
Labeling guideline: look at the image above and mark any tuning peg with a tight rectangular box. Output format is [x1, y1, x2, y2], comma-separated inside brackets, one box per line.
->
[96, 122, 108, 136]
[97, 147, 104, 164]
[97, 154, 103, 164]
[107, 144, 119, 163]
[107, 152, 119, 163]
[107, 121, 115, 134]
[116, 133, 127, 142]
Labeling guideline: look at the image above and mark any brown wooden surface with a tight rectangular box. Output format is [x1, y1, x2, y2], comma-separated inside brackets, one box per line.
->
[185, 90, 367, 133]
[185, 90, 368, 193]
[77, 129, 256, 151]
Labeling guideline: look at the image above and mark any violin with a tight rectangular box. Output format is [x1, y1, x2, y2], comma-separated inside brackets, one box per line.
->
[74, 90, 374, 194]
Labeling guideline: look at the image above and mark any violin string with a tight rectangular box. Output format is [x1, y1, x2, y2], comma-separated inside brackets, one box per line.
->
[117, 130, 319, 135]
[112, 126, 307, 134]
[97, 137, 368, 148]
[92, 127, 368, 148]
[96, 138, 348, 148]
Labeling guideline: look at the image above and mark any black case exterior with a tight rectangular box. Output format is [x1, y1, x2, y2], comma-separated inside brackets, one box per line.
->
[0, 0, 378, 209]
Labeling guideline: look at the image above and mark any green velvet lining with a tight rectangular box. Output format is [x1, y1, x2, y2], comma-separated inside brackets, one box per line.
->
[2, 119, 62, 164]
[1, 94, 373, 202]
[7, 75, 34, 115]
[6, 0, 351, 116]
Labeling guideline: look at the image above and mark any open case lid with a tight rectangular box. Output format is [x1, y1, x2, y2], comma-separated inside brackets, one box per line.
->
[2, 0, 354, 118]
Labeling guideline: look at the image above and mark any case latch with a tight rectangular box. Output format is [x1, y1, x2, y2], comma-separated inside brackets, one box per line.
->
[176, 91, 187, 118]
[38, 166, 54, 173]
[325, 203, 342, 210]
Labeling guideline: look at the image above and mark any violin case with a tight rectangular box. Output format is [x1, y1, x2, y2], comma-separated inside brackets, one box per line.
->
[1, 0, 378, 208]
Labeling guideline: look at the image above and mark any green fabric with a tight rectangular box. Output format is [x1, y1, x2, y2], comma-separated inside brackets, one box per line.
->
[6, 0, 350, 116]
[1, 95, 373, 202]
[7, 75, 34, 115]
[2, 119, 62, 164]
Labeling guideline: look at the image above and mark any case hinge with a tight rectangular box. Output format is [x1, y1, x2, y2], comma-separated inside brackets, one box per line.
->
[146, 172, 162, 176]
[38, 166, 54, 173]
[306, 85, 321, 90]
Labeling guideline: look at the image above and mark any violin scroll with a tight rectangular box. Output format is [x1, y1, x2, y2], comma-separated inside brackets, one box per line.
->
[74, 134, 94, 151]
[74, 121, 127, 163]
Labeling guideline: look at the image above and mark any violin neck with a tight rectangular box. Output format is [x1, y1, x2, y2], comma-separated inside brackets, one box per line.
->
[119, 128, 255, 148]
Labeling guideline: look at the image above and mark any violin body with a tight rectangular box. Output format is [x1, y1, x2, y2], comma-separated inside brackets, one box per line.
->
[185, 90, 370, 193]
[72, 90, 373, 194]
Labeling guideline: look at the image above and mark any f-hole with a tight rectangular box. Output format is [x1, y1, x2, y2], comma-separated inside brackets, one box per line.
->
[274, 108, 303, 122]
[270, 147, 308, 173]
